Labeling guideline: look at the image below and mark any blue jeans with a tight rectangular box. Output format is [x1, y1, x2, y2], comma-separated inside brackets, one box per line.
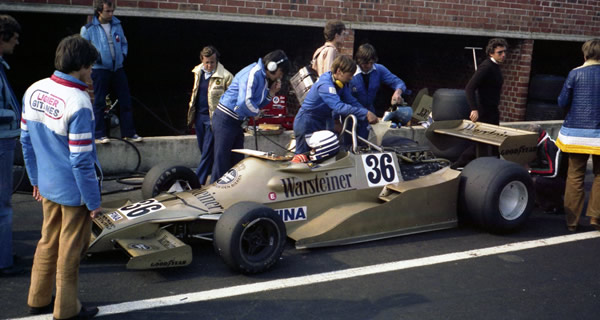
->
[0, 138, 15, 268]
[210, 109, 244, 183]
[91, 68, 136, 138]
[195, 113, 214, 185]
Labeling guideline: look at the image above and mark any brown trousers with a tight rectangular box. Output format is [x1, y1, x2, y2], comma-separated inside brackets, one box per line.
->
[27, 198, 91, 319]
[564, 153, 600, 227]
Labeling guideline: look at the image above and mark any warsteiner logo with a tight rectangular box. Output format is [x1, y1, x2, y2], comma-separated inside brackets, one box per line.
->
[281, 173, 353, 198]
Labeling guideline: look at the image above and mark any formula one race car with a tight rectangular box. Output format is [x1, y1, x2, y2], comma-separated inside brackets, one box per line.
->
[88, 116, 538, 274]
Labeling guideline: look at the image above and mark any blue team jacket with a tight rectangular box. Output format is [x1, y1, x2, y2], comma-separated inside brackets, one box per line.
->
[218, 58, 272, 120]
[298, 71, 368, 120]
[350, 64, 406, 113]
[21, 71, 102, 210]
[81, 16, 128, 71]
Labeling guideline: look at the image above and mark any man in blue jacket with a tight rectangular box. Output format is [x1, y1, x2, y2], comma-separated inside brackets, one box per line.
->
[210, 50, 290, 183]
[0, 14, 23, 277]
[81, 0, 141, 144]
[22, 35, 101, 319]
[294, 55, 378, 155]
[350, 44, 406, 140]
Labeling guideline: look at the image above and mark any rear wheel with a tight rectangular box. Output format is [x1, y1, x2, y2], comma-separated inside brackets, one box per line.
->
[214, 202, 286, 274]
[141, 163, 200, 198]
[459, 157, 534, 233]
[431, 89, 470, 121]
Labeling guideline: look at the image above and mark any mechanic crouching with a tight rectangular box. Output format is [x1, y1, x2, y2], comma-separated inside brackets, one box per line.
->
[293, 55, 378, 155]
[211, 50, 291, 183]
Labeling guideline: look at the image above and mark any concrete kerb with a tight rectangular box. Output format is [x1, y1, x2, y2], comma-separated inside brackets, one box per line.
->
[97, 120, 564, 175]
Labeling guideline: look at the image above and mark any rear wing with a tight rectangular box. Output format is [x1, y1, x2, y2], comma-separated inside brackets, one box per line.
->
[426, 120, 538, 165]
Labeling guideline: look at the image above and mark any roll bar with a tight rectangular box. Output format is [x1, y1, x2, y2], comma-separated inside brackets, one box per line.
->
[340, 115, 383, 153]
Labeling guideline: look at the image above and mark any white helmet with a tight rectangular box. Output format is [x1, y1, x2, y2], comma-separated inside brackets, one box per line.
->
[307, 130, 340, 162]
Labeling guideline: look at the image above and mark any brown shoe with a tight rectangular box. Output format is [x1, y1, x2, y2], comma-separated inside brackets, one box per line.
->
[591, 217, 600, 230]
[567, 225, 577, 232]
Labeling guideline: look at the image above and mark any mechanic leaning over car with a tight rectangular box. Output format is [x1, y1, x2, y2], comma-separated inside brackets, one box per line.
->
[452, 38, 508, 169]
[555, 38, 600, 232]
[210, 50, 290, 183]
[350, 43, 406, 140]
[21, 35, 102, 320]
[293, 55, 378, 155]
[186, 46, 233, 185]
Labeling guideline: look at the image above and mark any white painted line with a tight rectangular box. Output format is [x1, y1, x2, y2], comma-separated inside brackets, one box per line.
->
[16, 231, 600, 320]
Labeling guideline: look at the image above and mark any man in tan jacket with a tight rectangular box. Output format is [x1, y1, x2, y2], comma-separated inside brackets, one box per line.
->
[187, 46, 233, 185]
[311, 20, 346, 76]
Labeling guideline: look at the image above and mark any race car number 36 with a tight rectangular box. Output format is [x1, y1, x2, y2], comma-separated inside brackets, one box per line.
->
[361, 153, 400, 187]
[119, 199, 166, 220]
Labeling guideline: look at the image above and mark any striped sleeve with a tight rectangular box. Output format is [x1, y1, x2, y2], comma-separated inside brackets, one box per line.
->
[68, 131, 93, 153]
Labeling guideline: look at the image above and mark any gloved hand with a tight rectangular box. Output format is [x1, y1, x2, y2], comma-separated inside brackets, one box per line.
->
[291, 154, 309, 163]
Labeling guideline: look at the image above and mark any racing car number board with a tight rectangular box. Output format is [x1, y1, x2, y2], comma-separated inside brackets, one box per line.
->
[119, 199, 166, 220]
[361, 153, 400, 187]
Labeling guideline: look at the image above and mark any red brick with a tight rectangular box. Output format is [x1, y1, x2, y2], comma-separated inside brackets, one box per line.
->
[139, 2, 159, 9]
[245, 1, 263, 8]
[179, 3, 199, 10]
[159, 3, 178, 9]
[238, 7, 256, 14]
[219, 6, 237, 14]
[200, 4, 219, 12]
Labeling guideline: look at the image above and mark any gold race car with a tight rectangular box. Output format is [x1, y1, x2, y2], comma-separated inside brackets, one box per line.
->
[88, 116, 539, 274]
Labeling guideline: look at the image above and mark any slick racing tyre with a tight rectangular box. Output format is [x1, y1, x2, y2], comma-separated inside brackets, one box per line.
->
[214, 202, 286, 274]
[141, 163, 200, 198]
[431, 89, 470, 121]
[459, 157, 534, 233]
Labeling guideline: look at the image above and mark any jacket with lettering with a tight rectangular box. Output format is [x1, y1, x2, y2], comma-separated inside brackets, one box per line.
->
[350, 64, 406, 113]
[556, 60, 600, 155]
[20, 71, 102, 210]
[218, 58, 272, 120]
[298, 71, 368, 121]
[186, 62, 233, 126]
[0, 58, 20, 139]
[81, 16, 128, 71]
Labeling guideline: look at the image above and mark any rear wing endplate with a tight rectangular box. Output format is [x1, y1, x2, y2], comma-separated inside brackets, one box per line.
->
[426, 120, 538, 165]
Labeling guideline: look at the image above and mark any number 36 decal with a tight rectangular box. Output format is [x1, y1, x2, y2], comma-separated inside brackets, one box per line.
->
[361, 153, 400, 187]
[119, 199, 166, 220]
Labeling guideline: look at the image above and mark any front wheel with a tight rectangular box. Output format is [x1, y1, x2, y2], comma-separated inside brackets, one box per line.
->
[214, 202, 286, 274]
[459, 157, 534, 233]
[141, 163, 201, 198]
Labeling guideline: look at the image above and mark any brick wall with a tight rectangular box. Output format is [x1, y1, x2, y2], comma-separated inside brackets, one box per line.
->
[4, 0, 597, 121]
[7, 1, 598, 38]
[500, 39, 533, 121]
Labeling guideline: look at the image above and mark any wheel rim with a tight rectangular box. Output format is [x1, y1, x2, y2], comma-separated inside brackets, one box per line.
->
[239, 218, 281, 264]
[166, 180, 192, 194]
[498, 180, 528, 221]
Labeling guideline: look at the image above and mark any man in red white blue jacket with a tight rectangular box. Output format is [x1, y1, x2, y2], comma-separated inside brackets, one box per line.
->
[21, 35, 101, 320]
